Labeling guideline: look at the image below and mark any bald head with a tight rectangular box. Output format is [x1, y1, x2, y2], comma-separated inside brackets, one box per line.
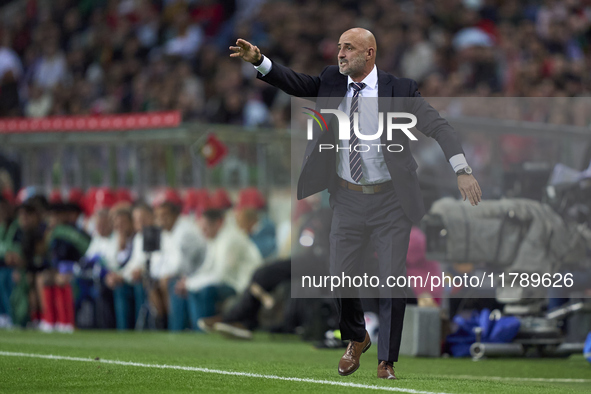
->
[342, 28, 377, 52]
[337, 28, 377, 81]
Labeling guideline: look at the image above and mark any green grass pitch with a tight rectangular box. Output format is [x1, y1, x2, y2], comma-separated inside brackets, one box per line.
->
[0, 330, 589, 393]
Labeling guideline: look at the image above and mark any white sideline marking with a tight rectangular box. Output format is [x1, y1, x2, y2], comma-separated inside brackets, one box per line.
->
[0, 351, 445, 394]
[433, 374, 591, 384]
[2, 351, 588, 390]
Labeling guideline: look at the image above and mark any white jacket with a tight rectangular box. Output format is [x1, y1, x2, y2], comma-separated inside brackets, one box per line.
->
[150, 217, 206, 279]
[186, 222, 263, 293]
[118, 234, 146, 283]
[90, 232, 143, 284]
[85, 234, 118, 271]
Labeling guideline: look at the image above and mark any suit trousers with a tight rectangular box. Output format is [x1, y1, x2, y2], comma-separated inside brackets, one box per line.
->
[328, 184, 412, 363]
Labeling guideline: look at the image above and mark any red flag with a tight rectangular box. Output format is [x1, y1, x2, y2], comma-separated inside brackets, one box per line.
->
[200, 134, 227, 168]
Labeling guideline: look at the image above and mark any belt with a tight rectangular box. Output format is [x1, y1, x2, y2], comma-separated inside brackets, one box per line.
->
[338, 178, 393, 194]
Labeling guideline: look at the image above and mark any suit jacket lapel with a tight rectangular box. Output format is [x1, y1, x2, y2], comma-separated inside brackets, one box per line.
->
[378, 68, 393, 144]
[378, 68, 393, 113]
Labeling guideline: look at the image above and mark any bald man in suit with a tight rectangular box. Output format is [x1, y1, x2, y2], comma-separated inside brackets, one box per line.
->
[231, 28, 481, 380]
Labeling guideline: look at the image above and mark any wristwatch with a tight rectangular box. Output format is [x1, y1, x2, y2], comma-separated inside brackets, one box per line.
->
[456, 166, 472, 176]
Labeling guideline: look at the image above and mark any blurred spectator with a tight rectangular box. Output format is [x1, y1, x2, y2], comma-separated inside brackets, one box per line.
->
[199, 202, 327, 338]
[150, 191, 206, 330]
[0, 0, 590, 123]
[104, 206, 145, 330]
[123, 202, 154, 284]
[176, 208, 262, 330]
[164, 11, 204, 59]
[41, 202, 90, 333]
[199, 259, 290, 339]
[0, 194, 17, 328]
[406, 227, 443, 307]
[175, 61, 205, 119]
[108, 201, 155, 325]
[0, 29, 23, 116]
[243, 90, 269, 128]
[33, 39, 68, 90]
[15, 199, 48, 328]
[83, 207, 117, 329]
[85, 208, 114, 265]
[24, 83, 52, 117]
[208, 89, 244, 124]
[235, 188, 276, 259]
[400, 27, 435, 83]
[136, 2, 161, 49]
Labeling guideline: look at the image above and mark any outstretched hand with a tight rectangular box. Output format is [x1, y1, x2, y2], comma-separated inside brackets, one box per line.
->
[229, 38, 262, 64]
[458, 174, 482, 206]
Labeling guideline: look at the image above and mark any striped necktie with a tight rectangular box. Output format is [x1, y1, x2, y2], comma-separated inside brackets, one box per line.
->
[349, 82, 366, 183]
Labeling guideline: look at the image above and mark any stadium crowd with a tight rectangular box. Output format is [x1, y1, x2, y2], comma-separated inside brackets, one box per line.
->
[1, 183, 449, 339]
[2, 0, 591, 124]
[1, 0, 589, 346]
[0, 186, 286, 332]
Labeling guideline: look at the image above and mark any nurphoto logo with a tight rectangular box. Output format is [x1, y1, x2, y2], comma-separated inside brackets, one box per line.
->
[302, 107, 418, 153]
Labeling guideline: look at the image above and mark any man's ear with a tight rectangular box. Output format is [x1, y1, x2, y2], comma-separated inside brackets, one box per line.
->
[367, 48, 375, 60]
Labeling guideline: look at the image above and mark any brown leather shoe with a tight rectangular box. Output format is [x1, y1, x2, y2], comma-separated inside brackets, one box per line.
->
[338, 331, 371, 376]
[377, 361, 397, 379]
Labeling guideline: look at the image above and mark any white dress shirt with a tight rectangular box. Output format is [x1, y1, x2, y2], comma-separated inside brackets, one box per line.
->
[255, 56, 469, 182]
[336, 65, 390, 184]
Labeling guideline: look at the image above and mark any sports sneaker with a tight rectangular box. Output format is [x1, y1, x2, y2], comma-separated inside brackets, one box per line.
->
[0, 315, 12, 329]
[39, 320, 54, 333]
[213, 322, 253, 340]
[55, 323, 74, 333]
[197, 315, 223, 333]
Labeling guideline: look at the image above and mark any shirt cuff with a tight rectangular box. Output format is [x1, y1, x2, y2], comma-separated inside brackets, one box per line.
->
[254, 56, 272, 76]
[449, 154, 469, 172]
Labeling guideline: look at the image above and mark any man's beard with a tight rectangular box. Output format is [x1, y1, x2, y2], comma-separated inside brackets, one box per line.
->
[339, 55, 366, 76]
